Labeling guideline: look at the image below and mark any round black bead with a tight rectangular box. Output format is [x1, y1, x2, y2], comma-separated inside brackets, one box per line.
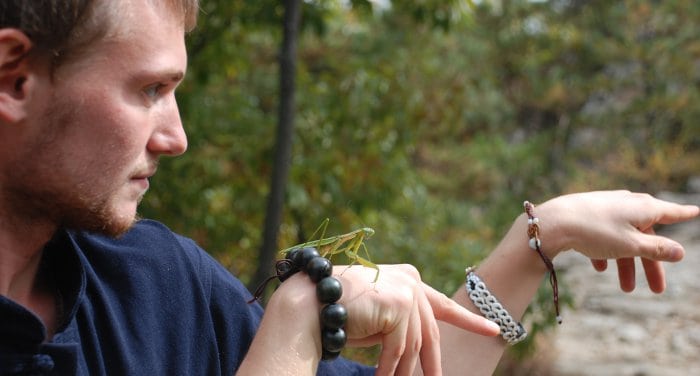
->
[277, 260, 294, 274]
[316, 276, 342, 304]
[276, 259, 299, 282]
[294, 247, 320, 271]
[321, 349, 341, 361]
[320, 303, 347, 329]
[321, 327, 347, 353]
[285, 248, 301, 262]
[306, 257, 333, 283]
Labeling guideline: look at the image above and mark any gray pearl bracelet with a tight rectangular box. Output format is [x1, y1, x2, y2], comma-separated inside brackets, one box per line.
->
[465, 266, 527, 345]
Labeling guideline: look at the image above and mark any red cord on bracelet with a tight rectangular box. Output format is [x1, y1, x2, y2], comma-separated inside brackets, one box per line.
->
[524, 201, 562, 324]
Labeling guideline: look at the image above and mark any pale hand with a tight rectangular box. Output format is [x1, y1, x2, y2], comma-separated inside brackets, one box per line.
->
[540, 190, 700, 292]
[333, 264, 500, 376]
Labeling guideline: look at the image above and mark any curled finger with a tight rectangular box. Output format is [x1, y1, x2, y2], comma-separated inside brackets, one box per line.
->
[590, 259, 608, 272]
[641, 257, 666, 293]
[616, 258, 636, 292]
[375, 310, 409, 376]
[394, 296, 422, 376]
[415, 288, 442, 376]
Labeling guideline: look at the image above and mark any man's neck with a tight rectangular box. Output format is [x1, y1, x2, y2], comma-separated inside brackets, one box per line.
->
[0, 212, 57, 300]
[0, 212, 61, 339]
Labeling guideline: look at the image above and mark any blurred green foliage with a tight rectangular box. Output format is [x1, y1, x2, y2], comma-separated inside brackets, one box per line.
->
[140, 0, 700, 367]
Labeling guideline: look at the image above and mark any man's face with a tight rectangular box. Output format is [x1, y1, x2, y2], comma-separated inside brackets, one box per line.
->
[4, 0, 188, 236]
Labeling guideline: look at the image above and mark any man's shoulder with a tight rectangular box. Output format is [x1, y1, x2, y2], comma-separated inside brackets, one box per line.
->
[67, 219, 213, 280]
[71, 219, 195, 255]
[67, 219, 255, 305]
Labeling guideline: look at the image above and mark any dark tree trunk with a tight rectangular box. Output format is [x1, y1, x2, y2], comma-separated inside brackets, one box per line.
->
[249, 0, 302, 294]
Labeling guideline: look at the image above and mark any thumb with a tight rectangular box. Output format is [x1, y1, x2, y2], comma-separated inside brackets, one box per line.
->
[636, 233, 685, 262]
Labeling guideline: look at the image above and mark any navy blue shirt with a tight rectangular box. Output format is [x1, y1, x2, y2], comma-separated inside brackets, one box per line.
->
[0, 220, 374, 375]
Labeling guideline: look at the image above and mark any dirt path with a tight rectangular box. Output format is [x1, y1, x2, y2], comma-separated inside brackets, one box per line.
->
[541, 192, 700, 376]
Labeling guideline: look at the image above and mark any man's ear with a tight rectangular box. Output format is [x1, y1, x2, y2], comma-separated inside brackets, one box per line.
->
[0, 29, 35, 124]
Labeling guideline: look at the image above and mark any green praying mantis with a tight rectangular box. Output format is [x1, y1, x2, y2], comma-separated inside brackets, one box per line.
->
[280, 218, 380, 282]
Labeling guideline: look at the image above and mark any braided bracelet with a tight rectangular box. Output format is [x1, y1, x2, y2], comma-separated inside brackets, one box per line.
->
[465, 266, 527, 345]
[249, 247, 348, 360]
[523, 201, 562, 324]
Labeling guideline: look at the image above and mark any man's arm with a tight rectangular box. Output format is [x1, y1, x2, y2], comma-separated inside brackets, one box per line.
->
[434, 191, 699, 375]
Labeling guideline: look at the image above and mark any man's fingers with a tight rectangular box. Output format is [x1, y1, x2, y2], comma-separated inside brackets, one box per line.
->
[641, 257, 666, 293]
[637, 233, 685, 262]
[416, 291, 442, 376]
[590, 259, 608, 272]
[375, 322, 406, 376]
[653, 203, 699, 225]
[394, 298, 422, 376]
[616, 258, 636, 292]
[424, 282, 500, 336]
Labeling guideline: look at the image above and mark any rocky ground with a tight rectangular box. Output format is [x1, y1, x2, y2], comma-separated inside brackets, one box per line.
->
[532, 191, 700, 376]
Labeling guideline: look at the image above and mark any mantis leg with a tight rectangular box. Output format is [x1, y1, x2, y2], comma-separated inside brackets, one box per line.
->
[343, 234, 380, 283]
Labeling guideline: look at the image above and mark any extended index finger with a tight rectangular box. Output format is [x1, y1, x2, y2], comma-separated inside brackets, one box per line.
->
[647, 200, 699, 227]
[423, 282, 500, 337]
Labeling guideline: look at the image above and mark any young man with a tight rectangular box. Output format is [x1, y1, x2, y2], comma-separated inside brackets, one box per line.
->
[1, 1, 697, 375]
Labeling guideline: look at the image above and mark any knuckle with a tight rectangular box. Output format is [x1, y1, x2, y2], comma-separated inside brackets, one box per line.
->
[399, 264, 421, 279]
[426, 321, 441, 342]
[636, 192, 654, 204]
[379, 312, 393, 329]
[653, 240, 669, 259]
[410, 337, 422, 354]
[640, 237, 666, 259]
[388, 343, 406, 358]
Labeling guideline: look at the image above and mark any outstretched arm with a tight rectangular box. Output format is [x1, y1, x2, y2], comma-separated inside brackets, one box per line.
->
[434, 191, 699, 376]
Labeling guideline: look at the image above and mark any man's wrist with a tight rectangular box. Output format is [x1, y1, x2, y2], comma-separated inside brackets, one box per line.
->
[266, 273, 323, 357]
[535, 199, 574, 260]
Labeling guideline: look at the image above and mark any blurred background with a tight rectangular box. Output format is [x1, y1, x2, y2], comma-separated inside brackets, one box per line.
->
[140, 0, 700, 373]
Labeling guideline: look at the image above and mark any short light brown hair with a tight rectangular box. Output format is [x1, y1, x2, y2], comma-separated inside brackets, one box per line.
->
[0, 0, 199, 71]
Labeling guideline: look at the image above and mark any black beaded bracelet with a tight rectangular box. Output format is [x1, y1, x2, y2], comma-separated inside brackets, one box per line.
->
[249, 247, 348, 361]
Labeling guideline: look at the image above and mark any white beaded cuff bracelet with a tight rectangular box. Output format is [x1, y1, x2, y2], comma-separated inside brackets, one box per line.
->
[465, 266, 527, 345]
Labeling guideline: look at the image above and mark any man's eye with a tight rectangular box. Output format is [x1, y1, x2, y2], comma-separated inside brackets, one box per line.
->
[144, 83, 166, 98]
